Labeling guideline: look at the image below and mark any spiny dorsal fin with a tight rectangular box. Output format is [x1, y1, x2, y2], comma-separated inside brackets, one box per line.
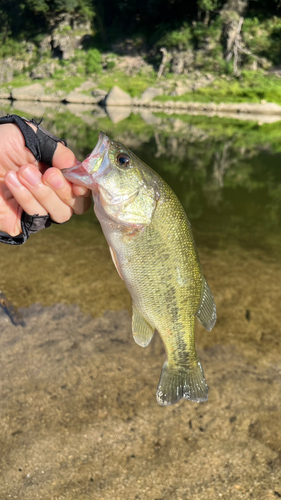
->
[196, 277, 217, 332]
[132, 306, 155, 347]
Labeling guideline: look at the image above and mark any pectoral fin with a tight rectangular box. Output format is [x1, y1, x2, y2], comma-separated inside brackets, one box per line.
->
[196, 277, 217, 332]
[132, 306, 155, 347]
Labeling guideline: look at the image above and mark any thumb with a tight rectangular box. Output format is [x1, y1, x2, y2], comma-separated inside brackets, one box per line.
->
[52, 142, 77, 170]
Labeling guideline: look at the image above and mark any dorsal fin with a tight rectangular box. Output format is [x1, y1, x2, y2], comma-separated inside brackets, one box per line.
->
[196, 277, 217, 332]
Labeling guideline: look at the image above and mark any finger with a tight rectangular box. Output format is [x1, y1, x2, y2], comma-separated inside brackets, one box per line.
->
[52, 142, 77, 170]
[18, 165, 73, 223]
[74, 195, 92, 214]
[5, 170, 48, 216]
[0, 181, 22, 236]
[52, 143, 91, 197]
[43, 168, 91, 215]
[72, 184, 92, 197]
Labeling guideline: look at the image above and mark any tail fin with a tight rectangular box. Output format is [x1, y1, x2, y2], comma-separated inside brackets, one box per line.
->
[156, 360, 208, 406]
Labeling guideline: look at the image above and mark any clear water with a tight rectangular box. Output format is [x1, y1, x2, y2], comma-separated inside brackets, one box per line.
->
[2, 105, 281, 313]
[0, 105, 280, 499]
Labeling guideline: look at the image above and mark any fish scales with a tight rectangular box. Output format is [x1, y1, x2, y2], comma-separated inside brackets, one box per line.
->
[111, 183, 202, 365]
[62, 132, 217, 406]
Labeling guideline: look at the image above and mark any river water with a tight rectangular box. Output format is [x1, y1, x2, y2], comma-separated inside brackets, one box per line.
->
[0, 104, 280, 499]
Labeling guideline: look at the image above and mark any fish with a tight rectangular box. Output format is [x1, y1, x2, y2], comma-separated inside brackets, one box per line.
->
[62, 132, 216, 406]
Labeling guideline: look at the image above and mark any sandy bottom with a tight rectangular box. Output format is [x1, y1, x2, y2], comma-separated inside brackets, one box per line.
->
[0, 216, 281, 499]
[0, 295, 280, 500]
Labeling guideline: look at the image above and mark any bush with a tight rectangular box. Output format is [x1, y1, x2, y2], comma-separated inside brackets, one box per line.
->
[243, 17, 281, 65]
[52, 68, 66, 80]
[157, 23, 193, 50]
[85, 48, 102, 75]
[106, 60, 115, 70]
[0, 38, 25, 58]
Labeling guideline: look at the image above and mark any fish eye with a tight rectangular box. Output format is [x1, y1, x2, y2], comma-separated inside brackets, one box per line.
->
[116, 153, 131, 168]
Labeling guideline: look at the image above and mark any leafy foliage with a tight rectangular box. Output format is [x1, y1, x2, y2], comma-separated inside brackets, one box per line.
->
[155, 71, 281, 104]
[157, 24, 193, 50]
[1, 0, 281, 45]
[85, 48, 102, 74]
[243, 16, 281, 64]
[1, 0, 281, 83]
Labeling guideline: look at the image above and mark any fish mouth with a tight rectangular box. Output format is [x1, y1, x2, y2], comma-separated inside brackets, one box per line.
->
[62, 161, 94, 188]
[61, 131, 110, 189]
[83, 131, 110, 174]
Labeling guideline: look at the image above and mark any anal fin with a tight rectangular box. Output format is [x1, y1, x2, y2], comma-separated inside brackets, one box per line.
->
[196, 277, 217, 332]
[132, 306, 154, 347]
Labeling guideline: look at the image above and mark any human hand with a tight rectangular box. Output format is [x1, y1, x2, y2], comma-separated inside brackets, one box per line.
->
[0, 122, 91, 236]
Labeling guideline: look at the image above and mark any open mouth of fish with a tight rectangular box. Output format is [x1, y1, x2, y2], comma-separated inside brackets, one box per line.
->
[61, 132, 110, 190]
[85, 131, 110, 173]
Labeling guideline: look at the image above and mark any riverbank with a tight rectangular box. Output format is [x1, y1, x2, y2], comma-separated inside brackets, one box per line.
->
[2, 1, 281, 121]
[1, 81, 281, 122]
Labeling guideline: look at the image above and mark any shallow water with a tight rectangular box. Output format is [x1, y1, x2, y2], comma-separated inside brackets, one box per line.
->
[0, 106, 281, 499]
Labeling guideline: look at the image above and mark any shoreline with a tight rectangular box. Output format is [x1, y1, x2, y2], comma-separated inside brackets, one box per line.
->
[1, 83, 281, 118]
[1, 100, 281, 125]
[1, 95, 281, 119]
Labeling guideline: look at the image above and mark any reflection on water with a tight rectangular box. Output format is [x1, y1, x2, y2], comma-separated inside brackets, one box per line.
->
[0, 105, 281, 499]
[1, 103, 281, 310]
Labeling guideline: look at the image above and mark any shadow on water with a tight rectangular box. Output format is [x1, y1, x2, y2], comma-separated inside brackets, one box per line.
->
[0, 104, 281, 499]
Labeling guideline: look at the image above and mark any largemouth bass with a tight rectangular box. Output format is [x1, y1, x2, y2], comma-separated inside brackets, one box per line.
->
[63, 132, 216, 406]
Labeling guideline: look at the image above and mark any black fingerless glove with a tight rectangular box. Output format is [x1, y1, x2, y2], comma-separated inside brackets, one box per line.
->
[0, 114, 67, 245]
